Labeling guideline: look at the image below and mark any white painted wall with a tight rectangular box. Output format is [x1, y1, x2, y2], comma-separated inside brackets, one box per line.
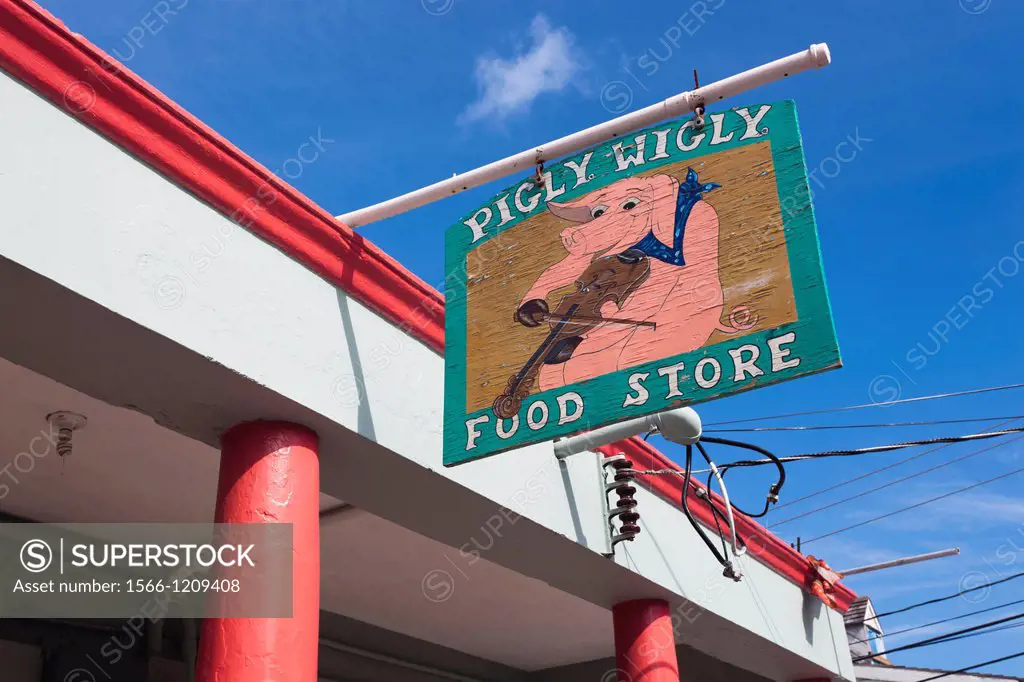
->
[853, 664, 1012, 682]
[621, 486, 855, 681]
[0, 69, 852, 680]
[0, 67, 606, 554]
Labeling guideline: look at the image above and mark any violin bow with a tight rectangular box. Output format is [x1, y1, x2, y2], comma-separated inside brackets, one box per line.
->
[536, 311, 656, 330]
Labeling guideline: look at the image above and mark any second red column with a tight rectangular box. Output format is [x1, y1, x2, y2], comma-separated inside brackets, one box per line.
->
[613, 599, 680, 682]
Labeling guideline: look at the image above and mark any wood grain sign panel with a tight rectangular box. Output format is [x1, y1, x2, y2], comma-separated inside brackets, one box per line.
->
[443, 100, 841, 466]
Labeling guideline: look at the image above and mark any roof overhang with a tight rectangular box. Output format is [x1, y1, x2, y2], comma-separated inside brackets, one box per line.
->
[0, 3, 857, 677]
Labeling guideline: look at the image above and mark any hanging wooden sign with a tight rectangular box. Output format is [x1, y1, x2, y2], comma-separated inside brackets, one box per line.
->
[443, 100, 841, 466]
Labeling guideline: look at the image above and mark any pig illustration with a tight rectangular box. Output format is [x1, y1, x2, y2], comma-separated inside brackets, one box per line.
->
[515, 169, 752, 392]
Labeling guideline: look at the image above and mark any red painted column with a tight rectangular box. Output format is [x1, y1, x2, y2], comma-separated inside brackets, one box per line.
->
[197, 421, 320, 682]
[612, 599, 679, 682]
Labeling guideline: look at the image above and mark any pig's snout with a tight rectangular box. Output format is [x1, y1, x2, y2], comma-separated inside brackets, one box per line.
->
[561, 227, 588, 255]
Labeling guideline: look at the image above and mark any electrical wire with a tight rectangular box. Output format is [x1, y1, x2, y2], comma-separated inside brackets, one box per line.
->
[771, 418, 1022, 511]
[704, 415, 1024, 432]
[671, 437, 787, 578]
[768, 435, 1023, 528]
[695, 428, 1024, 474]
[849, 597, 1024, 645]
[935, 620, 1024, 644]
[696, 441, 745, 562]
[853, 612, 1024, 662]
[679, 444, 732, 569]
[704, 382, 1024, 427]
[631, 440, 786, 521]
[916, 650, 1024, 682]
[872, 571, 1024, 620]
[801, 463, 1024, 544]
[700, 436, 785, 518]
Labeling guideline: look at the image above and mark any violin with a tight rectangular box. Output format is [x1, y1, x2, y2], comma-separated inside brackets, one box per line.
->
[492, 248, 656, 420]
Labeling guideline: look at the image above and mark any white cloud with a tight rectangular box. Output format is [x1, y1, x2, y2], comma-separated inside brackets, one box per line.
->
[460, 14, 583, 124]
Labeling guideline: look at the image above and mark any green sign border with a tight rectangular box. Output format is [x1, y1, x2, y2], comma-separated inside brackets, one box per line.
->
[443, 100, 840, 466]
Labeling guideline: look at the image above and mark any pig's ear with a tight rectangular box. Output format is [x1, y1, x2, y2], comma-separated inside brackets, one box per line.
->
[641, 173, 679, 203]
[547, 197, 594, 223]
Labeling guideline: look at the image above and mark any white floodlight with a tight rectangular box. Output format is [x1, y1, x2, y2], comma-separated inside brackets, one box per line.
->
[558, 407, 749, 580]
[553, 406, 702, 459]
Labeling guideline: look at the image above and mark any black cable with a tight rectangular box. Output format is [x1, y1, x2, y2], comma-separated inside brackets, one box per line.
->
[703, 436, 787, 490]
[802, 464, 1024, 545]
[707, 465, 773, 520]
[632, 437, 786, 521]
[694, 444, 727, 543]
[699, 436, 785, 519]
[667, 437, 784, 571]
[708, 498, 746, 552]
[771, 418, 1022, 511]
[705, 415, 1024, 433]
[916, 650, 1024, 682]
[704, 382, 1024, 427]
[853, 612, 1024, 662]
[679, 444, 730, 567]
[704, 488, 728, 542]
[652, 439, 781, 567]
[849, 597, 1024, 645]
[693, 442, 749, 556]
[872, 571, 1024, 620]
[784, 428, 1024, 461]
[711, 428, 1024, 472]
[768, 436, 1020, 528]
[936, 620, 1024, 644]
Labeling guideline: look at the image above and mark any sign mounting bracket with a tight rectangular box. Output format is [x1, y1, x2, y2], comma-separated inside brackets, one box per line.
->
[336, 44, 831, 228]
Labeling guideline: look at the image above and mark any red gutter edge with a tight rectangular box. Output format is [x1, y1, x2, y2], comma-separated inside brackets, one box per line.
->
[0, 0, 445, 354]
[596, 439, 856, 612]
[0, 0, 854, 612]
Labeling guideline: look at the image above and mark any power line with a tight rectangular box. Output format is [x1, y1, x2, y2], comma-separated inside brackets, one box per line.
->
[801, 464, 1024, 544]
[705, 415, 1024, 433]
[768, 435, 1023, 528]
[916, 650, 1024, 682]
[850, 597, 1024, 645]
[938, 620, 1024, 644]
[704, 382, 1024, 427]
[736, 428, 1023, 467]
[872, 571, 1024, 620]
[853, 612, 1024, 662]
[771, 418, 1021, 511]
[693, 427, 1024, 474]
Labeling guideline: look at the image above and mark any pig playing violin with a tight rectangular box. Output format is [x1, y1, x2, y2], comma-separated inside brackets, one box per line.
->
[511, 168, 753, 395]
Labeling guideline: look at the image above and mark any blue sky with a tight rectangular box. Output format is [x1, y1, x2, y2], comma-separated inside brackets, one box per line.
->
[37, 0, 1024, 675]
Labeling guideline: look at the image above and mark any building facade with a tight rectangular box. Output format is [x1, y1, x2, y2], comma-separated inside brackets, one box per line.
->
[0, 1, 857, 680]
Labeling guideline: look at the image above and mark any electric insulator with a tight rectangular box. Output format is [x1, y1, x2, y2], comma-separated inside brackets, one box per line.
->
[602, 454, 641, 547]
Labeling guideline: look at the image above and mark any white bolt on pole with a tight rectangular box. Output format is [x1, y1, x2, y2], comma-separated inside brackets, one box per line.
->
[337, 43, 832, 228]
[838, 548, 961, 577]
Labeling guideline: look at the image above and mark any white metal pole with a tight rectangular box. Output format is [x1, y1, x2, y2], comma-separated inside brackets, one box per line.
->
[337, 43, 832, 228]
[838, 548, 961, 577]
[553, 406, 702, 458]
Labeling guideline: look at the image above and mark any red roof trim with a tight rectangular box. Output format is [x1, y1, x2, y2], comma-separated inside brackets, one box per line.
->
[596, 438, 855, 612]
[0, 0, 853, 611]
[0, 0, 445, 353]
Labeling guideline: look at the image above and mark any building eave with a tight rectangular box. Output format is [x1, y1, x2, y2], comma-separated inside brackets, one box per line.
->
[0, 0, 855, 613]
